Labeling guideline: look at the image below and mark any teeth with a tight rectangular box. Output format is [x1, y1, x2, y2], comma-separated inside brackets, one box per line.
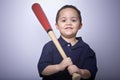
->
[65, 27, 72, 29]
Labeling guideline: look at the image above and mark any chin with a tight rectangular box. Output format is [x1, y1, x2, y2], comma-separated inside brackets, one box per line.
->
[64, 35, 75, 38]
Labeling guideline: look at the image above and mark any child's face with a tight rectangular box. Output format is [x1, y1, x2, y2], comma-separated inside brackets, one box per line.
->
[56, 8, 82, 38]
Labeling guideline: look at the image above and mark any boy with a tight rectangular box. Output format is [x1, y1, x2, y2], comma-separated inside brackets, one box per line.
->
[38, 5, 98, 80]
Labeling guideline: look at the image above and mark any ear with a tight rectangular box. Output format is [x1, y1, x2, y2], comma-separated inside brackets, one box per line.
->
[78, 23, 82, 30]
[55, 23, 59, 29]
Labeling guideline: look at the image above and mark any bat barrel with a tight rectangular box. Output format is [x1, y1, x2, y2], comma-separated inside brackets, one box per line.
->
[32, 3, 52, 32]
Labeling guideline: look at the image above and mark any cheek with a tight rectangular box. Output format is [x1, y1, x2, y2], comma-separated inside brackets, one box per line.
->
[76, 23, 82, 29]
[57, 24, 64, 29]
[56, 25, 63, 31]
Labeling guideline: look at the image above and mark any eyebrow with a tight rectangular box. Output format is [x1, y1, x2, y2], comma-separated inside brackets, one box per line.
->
[59, 17, 78, 19]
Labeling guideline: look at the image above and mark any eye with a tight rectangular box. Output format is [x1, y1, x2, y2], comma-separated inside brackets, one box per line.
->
[72, 19, 77, 22]
[71, 19, 77, 22]
[71, 17, 78, 22]
[61, 19, 66, 22]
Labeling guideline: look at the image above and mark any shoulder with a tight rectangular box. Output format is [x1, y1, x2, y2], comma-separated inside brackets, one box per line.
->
[41, 40, 56, 54]
[77, 37, 95, 54]
[77, 37, 90, 48]
[43, 40, 55, 50]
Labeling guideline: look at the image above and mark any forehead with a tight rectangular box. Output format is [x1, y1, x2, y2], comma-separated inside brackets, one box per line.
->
[59, 8, 79, 17]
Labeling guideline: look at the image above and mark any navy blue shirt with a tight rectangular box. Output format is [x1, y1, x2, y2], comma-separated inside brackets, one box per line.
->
[38, 36, 98, 80]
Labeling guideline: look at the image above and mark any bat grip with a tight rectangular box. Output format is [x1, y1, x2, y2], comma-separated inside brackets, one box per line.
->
[72, 73, 81, 80]
[48, 31, 67, 58]
[48, 31, 81, 80]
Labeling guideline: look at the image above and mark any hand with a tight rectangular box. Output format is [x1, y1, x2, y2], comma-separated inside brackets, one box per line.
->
[67, 65, 81, 75]
[59, 57, 73, 71]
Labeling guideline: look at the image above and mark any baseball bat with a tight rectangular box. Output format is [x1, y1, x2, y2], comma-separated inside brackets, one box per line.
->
[32, 3, 81, 80]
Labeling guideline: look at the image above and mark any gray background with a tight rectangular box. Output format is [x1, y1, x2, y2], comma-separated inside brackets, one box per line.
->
[0, 0, 120, 80]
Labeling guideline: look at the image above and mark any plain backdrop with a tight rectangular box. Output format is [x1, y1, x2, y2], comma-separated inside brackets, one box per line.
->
[0, 0, 120, 80]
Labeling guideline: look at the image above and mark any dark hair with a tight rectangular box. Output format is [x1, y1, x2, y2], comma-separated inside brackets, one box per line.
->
[56, 5, 82, 24]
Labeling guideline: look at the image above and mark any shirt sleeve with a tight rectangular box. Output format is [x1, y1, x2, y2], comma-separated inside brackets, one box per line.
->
[37, 42, 53, 77]
[82, 45, 98, 79]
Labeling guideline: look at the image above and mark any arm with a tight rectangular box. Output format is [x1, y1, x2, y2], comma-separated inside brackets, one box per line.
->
[41, 57, 73, 76]
[68, 65, 91, 79]
[67, 44, 98, 79]
[79, 69, 91, 79]
[41, 64, 61, 75]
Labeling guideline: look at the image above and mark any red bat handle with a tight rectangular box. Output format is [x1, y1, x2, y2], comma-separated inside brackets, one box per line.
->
[32, 3, 52, 32]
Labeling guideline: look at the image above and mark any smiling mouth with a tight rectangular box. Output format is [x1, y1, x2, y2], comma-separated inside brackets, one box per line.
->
[65, 27, 73, 29]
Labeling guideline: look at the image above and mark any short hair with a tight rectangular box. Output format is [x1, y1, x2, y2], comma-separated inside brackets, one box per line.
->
[56, 5, 82, 24]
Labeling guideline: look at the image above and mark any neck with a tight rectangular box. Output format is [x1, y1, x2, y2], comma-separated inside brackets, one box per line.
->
[61, 36, 78, 46]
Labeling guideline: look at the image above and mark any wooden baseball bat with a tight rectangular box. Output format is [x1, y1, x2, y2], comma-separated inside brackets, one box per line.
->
[32, 3, 81, 80]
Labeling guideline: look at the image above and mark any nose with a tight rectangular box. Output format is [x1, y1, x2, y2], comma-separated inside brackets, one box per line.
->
[66, 20, 72, 26]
